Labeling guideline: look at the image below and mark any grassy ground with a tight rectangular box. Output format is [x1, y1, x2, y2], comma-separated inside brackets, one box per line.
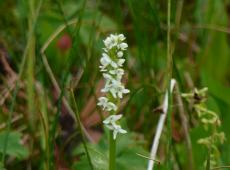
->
[0, 0, 230, 170]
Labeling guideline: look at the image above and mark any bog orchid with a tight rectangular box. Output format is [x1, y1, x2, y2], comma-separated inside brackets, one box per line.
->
[182, 87, 225, 167]
[97, 33, 129, 139]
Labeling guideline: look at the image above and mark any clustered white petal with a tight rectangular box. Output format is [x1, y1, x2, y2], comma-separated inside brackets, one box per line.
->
[103, 115, 127, 139]
[97, 33, 129, 139]
[98, 33, 129, 108]
[97, 97, 117, 111]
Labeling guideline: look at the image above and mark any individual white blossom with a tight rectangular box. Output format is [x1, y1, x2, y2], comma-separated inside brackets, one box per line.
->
[101, 79, 129, 99]
[106, 102, 117, 111]
[97, 97, 117, 111]
[118, 42, 128, 50]
[103, 115, 127, 139]
[109, 68, 124, 81]
[117, 51, 123, 58]
[103, 114, 122, 126]
[99, 53, 111, 71]
[117, 58, 125, 67]
[97, 97, 108, 108]
[98, 33, 129, 139]
[112, 125, 127, 139]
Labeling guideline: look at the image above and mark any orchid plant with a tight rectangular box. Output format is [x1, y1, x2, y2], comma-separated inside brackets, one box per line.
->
[182, 88, 225, 167]
[97, 34, 129, 170]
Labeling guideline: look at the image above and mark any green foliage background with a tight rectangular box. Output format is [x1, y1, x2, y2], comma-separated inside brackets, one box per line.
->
[0, 0, 230, 169]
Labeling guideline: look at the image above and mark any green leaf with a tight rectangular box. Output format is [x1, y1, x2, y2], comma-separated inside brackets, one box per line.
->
[116, 150, 147, 170]
[73, 131, 148, 170]
[0, 131, 29, 159]
[0, 162, 6, 170]
[73, 146, 108, 170]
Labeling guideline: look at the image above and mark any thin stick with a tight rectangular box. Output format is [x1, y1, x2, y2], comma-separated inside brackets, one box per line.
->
[193, 24, 230, 34]
[175, 84, 194, 170]
[211, 166, 230, 170]
[136, 153, 160, 164]
[147, 79, 176, 170]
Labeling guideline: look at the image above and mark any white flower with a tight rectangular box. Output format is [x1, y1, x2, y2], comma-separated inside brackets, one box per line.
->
[103, 114, 122, 126]
[103, 37, 113, 49]
[103, 73, 113, 81]
[117, 86, 130, 98]
[119, 43, 128, 50]
[97, 97, 117, 111]
[109, 68, 124, 81]
[112, 125, 127, 139]
[100, 53, 111, 71]
[117, 59, 125, 67]
[101, 79, 129, 99]
[103, 34, 127, 51]
[98, 33, 129, 139]
[117, 51, 123, 58]
[103, 34, 119, 50]
[106, 102, 117, 111]
[97, 97, 109, 109]
[103, 114, 127, 139]
[111, 80, 130, 98]
[118, 34, 126, 41]
[110, 61, 118, 68]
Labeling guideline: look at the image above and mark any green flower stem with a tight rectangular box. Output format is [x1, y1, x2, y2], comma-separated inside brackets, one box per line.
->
[109, 131, 116, 170]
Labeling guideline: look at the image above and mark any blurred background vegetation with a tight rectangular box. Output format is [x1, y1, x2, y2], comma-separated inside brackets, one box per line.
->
[0, 0, 230, 169]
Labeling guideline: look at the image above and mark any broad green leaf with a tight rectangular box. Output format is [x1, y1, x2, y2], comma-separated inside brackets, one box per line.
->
[0, 131, 29, 159]
[73, 131, 148, 170]
[73, 145, 108, 170]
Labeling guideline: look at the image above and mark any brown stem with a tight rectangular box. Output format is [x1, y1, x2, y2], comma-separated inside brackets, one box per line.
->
[175, 84, 194, 170]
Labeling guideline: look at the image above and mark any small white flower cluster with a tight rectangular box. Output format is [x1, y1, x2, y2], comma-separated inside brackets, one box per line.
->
[103, 114, 127, 139]
[97, 34, 129, 111]
[99, 34, 129, 102]
[97, 34, 129, 139]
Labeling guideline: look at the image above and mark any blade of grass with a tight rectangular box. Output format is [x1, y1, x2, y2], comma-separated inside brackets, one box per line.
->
[174, 84, 194, 170]
[38, 109, 50, 170]
[70, 89, 94, 170]
[49, 74, 66, 169]
[136, 153, 160, 164]
[166, 0, 173, 168]
[206, 150, 211, 170]
[55, 0, 73, 35]
[147, 79, 176, 170]
[40, 0, 92, 143]
[40, 20, 93, 142]
[38, 82, 50, 170]
[27, 0, 36, 131]
[1, 0, 43, 165]
[211, 166, 230, 170]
